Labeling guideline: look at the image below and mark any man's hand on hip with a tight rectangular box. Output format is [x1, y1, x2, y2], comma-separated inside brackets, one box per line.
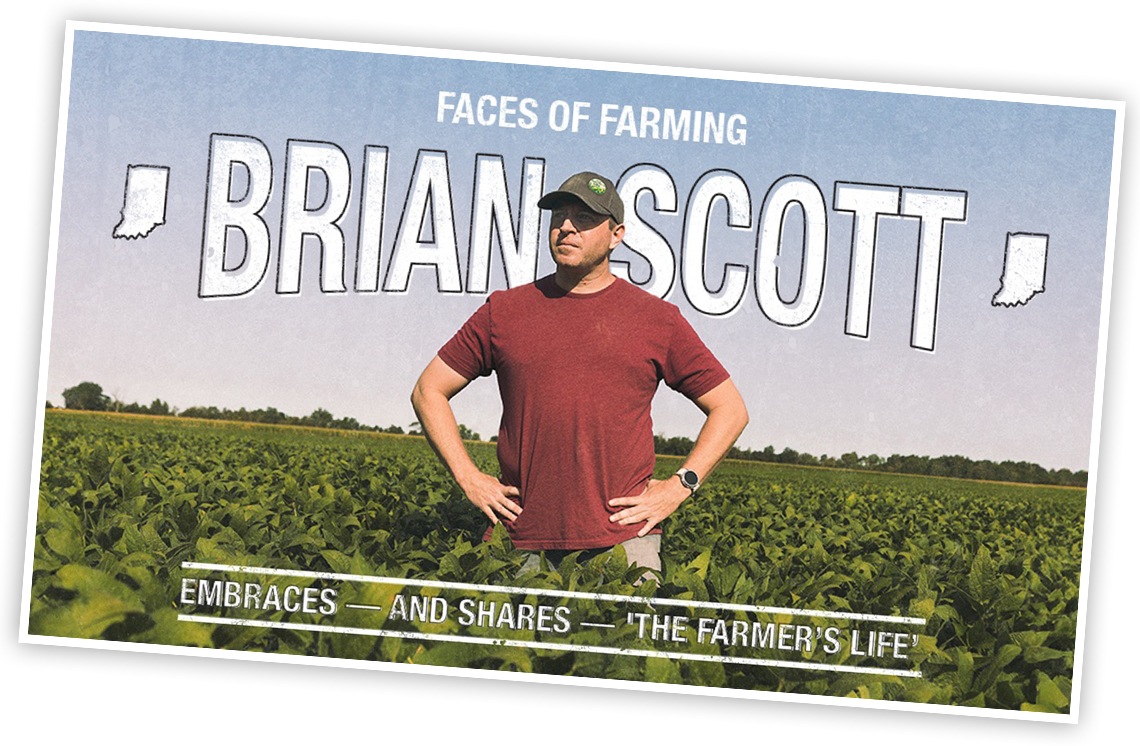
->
[459, 471, 522, 524]
[607, 477, 690, 537]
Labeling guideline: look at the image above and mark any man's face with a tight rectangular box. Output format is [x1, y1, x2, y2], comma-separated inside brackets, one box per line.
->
[548, 198, 624, 272]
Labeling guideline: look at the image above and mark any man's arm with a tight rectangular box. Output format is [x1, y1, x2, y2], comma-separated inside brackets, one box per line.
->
[608, 378, 748, 536]
[411, 355, 522, 524]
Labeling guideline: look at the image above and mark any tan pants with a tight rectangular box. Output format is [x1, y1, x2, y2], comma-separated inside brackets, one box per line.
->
[518, 535, 662, 575]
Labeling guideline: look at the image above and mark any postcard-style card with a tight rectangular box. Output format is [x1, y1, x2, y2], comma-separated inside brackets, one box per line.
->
[22, 21, 1123, 722]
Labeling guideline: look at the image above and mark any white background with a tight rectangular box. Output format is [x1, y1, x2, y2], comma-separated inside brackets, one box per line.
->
[2, 2, 1132, 741]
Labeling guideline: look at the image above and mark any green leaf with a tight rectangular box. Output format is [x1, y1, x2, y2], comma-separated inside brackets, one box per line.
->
[29, 565, 144, 639]
[686, 658, 726, 687]
[138, 608, 214, 647]
[684, 549, 712, 580]
[44, 527, 85, 562]
[1031, 673, 1070, 712]
[968, 545, 998, 603]
[413, 641, 533, 672]
[1023, 646, 1068, 664]
[901, 680, 948, 705]
[990, 643, 1021, 670]
[909, 597, 935, 620]
[319, 549, 353, 573]
[645, 655, 683, 684]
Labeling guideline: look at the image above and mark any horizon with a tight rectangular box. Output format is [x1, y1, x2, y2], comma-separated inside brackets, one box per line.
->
[44, 381, 1089, 476]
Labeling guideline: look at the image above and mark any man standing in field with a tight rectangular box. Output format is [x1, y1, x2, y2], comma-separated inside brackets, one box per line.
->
[411, 171, 748, 574]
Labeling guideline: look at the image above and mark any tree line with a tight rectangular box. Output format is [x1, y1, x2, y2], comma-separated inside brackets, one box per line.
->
[655, 435, 1087, 488]
[54, 381, 1085, 487]
[53, 381, 480, 440]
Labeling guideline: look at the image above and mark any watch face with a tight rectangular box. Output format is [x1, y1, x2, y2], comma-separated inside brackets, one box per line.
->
[681, 470, 699, 489]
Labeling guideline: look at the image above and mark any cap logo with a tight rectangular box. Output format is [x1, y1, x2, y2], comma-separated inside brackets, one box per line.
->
[588, 178, 607, 195]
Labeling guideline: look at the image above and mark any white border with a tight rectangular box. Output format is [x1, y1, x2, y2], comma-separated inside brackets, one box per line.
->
[1069, 96, 1126, 722]
[12, 10, 1125, 737]
[18, 14, 75, 658]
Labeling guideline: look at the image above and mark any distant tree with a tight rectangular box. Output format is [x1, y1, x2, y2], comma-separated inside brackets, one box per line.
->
[654, 435, 694, 456]
[305, 408, 335, 428]
[45, 400, 54, 409]
[382, 425, 405, 434]
[777, 447, 800, 464]
[797, 452, 819, 466]
[180, 405, 222, 420]
[62, 382, 110, 411]
[254, 407, 286, 424]
[457, 424, 481, 441]
[639, 431, 1082, 487]
[148, 399, 171, 416]
[408, 421, 423, 436]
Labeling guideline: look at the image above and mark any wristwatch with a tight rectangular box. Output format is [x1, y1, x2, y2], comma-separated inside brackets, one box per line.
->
[675, 467, 701, 494]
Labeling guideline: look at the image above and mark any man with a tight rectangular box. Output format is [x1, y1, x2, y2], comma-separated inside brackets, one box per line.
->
[411, 171, 748, 574]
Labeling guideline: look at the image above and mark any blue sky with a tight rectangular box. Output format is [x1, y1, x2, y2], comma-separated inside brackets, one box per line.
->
[45, 29, 1119, 471]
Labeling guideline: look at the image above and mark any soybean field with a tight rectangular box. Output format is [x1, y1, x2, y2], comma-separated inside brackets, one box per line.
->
[28, 410, 1085, 713]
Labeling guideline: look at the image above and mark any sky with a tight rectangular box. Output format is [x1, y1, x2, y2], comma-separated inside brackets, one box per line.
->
[44, 28, 1119, 472]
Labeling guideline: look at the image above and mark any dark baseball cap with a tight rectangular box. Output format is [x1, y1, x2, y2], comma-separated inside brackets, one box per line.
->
[537, 171, 624, 224]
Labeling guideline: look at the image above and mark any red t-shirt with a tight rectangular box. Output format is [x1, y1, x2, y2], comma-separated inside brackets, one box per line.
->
[438, 275, 729, 550]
